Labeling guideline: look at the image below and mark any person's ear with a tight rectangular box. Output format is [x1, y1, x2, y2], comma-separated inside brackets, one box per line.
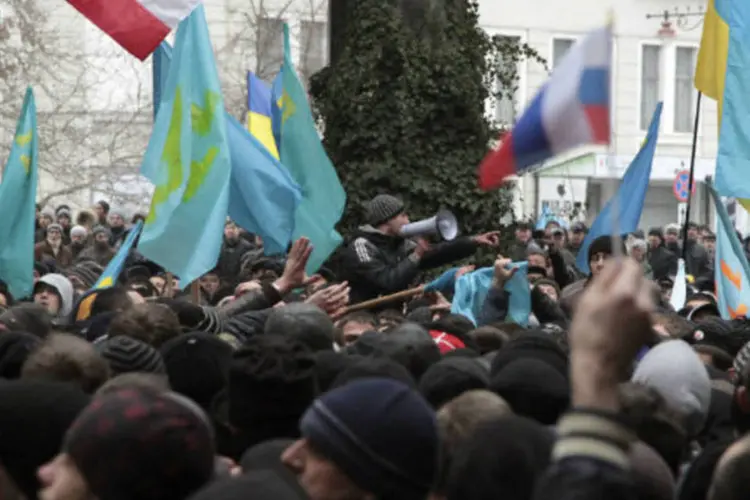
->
[736, 386, 750, 413]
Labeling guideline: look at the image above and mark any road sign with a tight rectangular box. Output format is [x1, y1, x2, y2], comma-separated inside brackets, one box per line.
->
[673, 170, 695, 202]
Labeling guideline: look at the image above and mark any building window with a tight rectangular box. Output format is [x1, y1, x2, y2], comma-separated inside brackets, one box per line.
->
[674, 46, 696, 133]
[495, 35, 521, 126]
[552, 38, 575, 69]
[640, 44, 661, 129]
[299, 21, 327, 85]
[257, 17, 284, 82]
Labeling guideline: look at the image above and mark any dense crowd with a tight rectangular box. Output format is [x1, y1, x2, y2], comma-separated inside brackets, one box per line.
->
[0, 194, 748, 500]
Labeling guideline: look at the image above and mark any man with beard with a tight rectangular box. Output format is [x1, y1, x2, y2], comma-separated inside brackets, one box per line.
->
[94, 199, 110, 226]
[217, 221, 256, 281]
[68, 226, 89, 259]
[34, 224, 73, 268]
[76, 226, 116, 266]
[107, 210, 128, 248]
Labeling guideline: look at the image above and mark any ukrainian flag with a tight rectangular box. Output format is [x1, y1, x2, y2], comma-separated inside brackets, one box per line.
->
[695, 0, 750, 210]
[247, 72, 280, 159]
[74, 221, 144, 322]
[708, 182, 750, 320]
[93, 221, 143, 289]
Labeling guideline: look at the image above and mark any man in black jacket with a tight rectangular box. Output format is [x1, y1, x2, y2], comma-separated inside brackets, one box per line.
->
[647, 228, 678, 281]
[217, 221, 256, 282]
[341, 194, 499, 305]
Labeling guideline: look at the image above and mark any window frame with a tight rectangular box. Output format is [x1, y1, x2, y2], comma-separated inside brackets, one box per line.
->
[550, 36, 578, 70]
[483, 27, 529, 128]
[637, 41, 663, 131]
[671, 43, 699, 135]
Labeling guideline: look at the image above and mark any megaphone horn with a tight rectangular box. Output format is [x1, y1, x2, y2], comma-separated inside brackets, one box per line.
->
[399, 210, 459, 241]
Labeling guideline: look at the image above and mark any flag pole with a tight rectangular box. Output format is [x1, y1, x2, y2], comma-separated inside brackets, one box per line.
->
[681, 91, 703, 260]
[605, 13, 623, 259]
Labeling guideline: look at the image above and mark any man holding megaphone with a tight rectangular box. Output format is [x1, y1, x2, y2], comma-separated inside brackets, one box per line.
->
[341, 194, 500, 305]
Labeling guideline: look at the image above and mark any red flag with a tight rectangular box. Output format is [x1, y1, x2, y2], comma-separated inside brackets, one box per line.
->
[66, 0, 203, 60]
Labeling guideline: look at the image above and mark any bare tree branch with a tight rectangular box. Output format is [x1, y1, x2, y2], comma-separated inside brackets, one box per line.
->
[1, 0, 327, 211]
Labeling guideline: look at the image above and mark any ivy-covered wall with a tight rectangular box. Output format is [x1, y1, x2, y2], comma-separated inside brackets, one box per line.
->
[311, 0, 545, 259]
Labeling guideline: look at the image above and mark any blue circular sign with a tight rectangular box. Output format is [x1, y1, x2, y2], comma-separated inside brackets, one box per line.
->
[673, 170, 694, 202]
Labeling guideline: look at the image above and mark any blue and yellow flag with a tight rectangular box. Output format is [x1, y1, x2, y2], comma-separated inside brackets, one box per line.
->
[0, 88, 39, 299]
[576, 103, 663, 274]
[696, 0, 750, 210]
[247, 72, 280, 159]
[94, 220, 143, 289]
[709, 183, 750, 320]
[73, 220, 144, 322]
[274, 24, 346, 273]
[139, 5, 231, 287]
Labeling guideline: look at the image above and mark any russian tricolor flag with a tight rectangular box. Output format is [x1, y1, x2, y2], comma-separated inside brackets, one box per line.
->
[479, 24, 612, 191]
[66, 0, 204, 60]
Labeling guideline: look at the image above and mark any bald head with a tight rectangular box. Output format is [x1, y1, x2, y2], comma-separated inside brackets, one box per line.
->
[710, 436, 750, 500]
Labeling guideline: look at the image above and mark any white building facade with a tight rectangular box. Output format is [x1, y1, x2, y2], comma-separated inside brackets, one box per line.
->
[479, 0, 726, 231]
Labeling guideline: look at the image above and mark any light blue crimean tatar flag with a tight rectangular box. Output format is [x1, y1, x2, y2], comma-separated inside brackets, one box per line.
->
[139, 5, 232, 287]
[275, 23, 346, 273]
[451, 263, 530, 327]
[576, 102, 663, 274]
[0, 87, 39, 299]
[152, 41, 302, 256]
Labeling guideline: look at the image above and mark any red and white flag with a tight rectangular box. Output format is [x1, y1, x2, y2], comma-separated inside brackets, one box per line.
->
[67, 0, 203, 60]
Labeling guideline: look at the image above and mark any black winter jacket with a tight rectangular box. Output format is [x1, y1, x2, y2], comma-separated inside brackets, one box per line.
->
[341, 226, 479, 305]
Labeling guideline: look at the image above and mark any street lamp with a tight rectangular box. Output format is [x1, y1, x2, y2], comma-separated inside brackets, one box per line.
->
[645, 5, 705, 37]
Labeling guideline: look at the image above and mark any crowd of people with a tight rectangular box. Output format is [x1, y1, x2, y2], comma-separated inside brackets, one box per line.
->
[0, 193, 749, 499]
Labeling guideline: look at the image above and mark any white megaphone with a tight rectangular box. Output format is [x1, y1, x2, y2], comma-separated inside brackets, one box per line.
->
[399, 210, 459, 241]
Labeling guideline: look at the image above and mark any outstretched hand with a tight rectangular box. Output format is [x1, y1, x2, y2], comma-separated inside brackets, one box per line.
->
[274, 238, 320, 294]
[306, 282, 351, 317]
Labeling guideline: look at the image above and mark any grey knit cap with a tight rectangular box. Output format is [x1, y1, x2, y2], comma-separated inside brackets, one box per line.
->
[93, 225, 111, 238]
[47, 223, 63, 234]
[365, 194, 405, 226]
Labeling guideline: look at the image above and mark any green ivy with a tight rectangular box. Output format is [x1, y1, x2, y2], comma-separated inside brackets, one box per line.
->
[311, 0, 546, 264]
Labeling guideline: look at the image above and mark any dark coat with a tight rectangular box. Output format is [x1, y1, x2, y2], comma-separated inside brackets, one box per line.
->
[340, 226, 478, 305]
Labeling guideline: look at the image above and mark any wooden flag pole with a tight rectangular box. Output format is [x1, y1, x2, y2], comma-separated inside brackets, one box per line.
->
[681, 91, 703, 261]
[340, 286, 425, 315]
[191, 281, 201, 305]
[164, 273, 175, 298]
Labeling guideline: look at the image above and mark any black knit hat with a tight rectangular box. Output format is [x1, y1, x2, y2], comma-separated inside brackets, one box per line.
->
[239, 439, 307, 497]
[301, 378, 438, 499]
[418, 357, 489, 409]
[187, 470, 304, 500]
[490, 358, 570, 425]
[490, 332, 569, 380]
[227, 336, 317, 434]
[65, 388, 215, 500]
[0, 381, 90, 499]
[331, 356, 416, 390]
[160, 332, 234, 411]
[0, 332, 41, 379]
[587, 235, 627, 266]
[366, 194, 405, 226]
[98, 335, 166, 376]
